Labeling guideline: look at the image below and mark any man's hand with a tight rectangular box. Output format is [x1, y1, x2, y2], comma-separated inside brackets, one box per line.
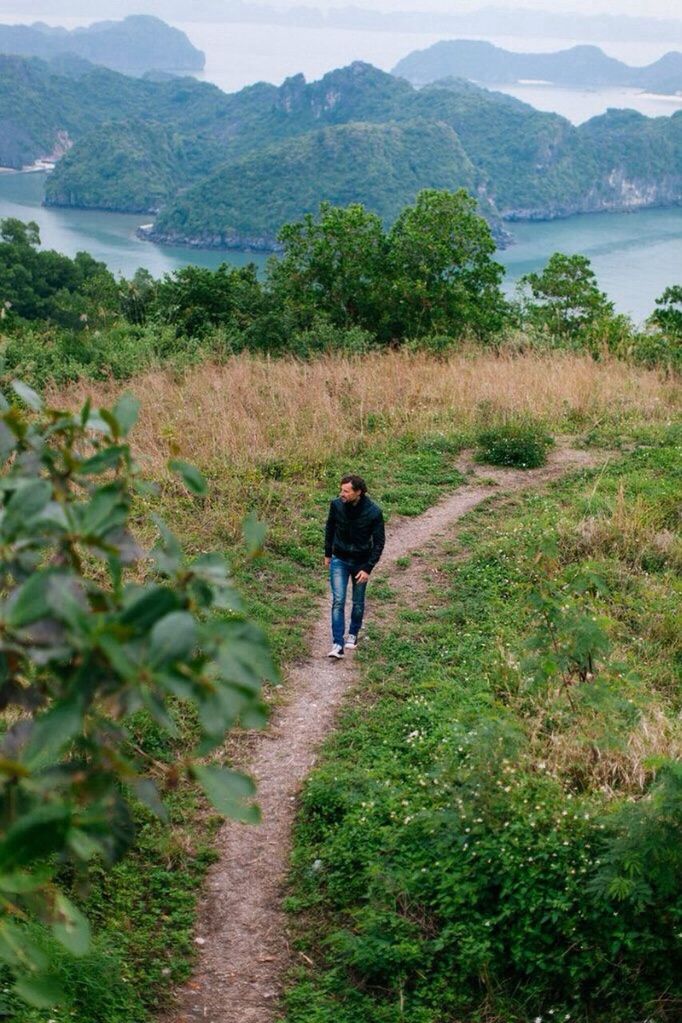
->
[355, 570, 370, 584]
[324, 557, 331, 568]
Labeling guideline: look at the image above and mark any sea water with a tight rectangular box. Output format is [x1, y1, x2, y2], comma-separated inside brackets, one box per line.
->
[1, 171, 680, 324]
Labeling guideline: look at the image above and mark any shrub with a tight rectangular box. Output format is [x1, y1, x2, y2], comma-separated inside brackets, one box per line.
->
[475, 419, 554, 468]
[0, 382, 276, 1007]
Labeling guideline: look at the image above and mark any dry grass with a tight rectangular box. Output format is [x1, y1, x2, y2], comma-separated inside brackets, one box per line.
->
[540, 705, 682, 796]
[568, 485, 682, 572]
[49, 350, 679, 473]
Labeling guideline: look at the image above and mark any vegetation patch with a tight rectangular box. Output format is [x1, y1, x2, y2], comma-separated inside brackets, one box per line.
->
[475, 418, 554, 468]
[283, 434, 681, 1023]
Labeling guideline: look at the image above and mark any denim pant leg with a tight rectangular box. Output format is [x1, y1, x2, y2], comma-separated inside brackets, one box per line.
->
[349, 573, 367, 637]
[330, 556, 351, 646]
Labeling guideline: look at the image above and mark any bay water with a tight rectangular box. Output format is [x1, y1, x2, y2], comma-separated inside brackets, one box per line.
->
[1, 170, 680, 325]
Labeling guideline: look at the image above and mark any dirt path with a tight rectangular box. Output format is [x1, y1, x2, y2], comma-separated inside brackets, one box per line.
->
[161, 447, 604, 1023]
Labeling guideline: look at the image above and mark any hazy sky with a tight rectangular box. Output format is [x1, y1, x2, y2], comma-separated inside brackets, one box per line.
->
[1, 1, 681, 31]
[305, 0, 679, 15]
[1, 1, 680, 18]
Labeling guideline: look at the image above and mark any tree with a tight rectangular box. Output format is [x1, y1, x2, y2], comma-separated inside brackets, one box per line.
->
[154, 262, 264, 337]
[119, 267, 158, 326]
[268, 201, 387, 334]
[519, 252, 614, 340]
[385, 189, 507, 340]
[0, 382, 276, 1007]
[0, 218, 117, 329]
[650, 285, 682, 338]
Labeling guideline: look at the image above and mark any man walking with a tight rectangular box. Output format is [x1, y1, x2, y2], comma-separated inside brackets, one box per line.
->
[324, 474, 385, 659]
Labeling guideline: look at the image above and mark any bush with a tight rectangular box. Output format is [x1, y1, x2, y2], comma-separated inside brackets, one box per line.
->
[289, 317, 378, 357]
[475, 420, 554, 468]
[404, 333, 461, 357]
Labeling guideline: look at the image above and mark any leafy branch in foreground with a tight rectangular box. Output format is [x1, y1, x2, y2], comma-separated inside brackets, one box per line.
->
[0, 382, 276, 1007]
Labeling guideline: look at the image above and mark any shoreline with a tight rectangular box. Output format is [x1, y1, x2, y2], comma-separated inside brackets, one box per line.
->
[0, 161, 55, 174]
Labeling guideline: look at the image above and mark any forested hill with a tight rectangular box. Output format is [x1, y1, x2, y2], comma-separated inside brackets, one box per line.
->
[394, 39, 682, 92]
[6, 57, 682, 248]
[0, 16, 204, 74]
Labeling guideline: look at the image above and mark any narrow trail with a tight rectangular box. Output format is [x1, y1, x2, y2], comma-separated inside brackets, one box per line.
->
[161, 447, 603, 1023]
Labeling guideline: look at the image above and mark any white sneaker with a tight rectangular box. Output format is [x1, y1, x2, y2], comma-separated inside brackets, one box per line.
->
[328, 644, 344, 659]
[344, 635, 358, 649]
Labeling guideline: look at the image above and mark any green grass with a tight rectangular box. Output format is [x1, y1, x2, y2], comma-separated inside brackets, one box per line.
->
[282, 430, 681, 1023]
[8, 430, 468, 1023]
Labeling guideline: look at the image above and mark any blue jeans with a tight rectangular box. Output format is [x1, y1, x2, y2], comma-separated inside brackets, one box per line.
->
[330, 556, 367, 646]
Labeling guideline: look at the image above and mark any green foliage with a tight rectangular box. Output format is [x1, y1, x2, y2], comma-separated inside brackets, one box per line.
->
[9, 49, 682, 248]
[0, 383, 276, 1005]
[523, 537, 612, 696]
[0, 218, 117, 329]
[150, 120, 479, 247]
[270, 191, 506, 342]
[285, 440, 682, 1022]
[154, 262, 265, 338]
[386, 189, 507, 339]
[0, 205, 678, 382]
[475, 419, 554, 468]
[519, 252, 616, 340]
[651, 285, 682, 337]
[594, 761, 682, 909]
[270, 202, 387, 333]
[624, 328, 682, 373]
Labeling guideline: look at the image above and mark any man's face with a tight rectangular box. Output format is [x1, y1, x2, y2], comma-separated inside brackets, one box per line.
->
[340, 482, 362, 504]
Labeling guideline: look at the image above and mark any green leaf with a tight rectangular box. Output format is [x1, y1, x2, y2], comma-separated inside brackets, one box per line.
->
[243, 511, 268, 557]
[80, 445, 129, 475]
[169, 459, 208, 496]
[2, 480, 52, 539]
[151, 515, 183, 575]
[80, 484, 128, 538]
[24, 697, 84, 770]
[0, 869, 47, 895]
[14, 972, 64, 1008]
[149, 611, 197, 667]
[0, 805, 72, 870]
[0, 921, 48, 970]
[120, 586, 179, 631]
[6, 569, 63, 629]
[67, 828, 104, 862]
[11, 380, 43, 411]
[131, 778, 168, 822]
[112, 393, 140, 437]
[216, 621, 279, 689]
[0, 420, 16, 460]
[51, 893, 91, 956]
[193, 764, 260, 824]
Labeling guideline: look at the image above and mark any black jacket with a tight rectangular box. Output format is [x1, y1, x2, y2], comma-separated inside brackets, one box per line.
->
[325, 495, 385, 574]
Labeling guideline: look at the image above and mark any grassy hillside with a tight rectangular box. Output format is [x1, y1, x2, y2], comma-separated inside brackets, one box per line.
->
[3, 348, 679, 1022]
[284, 436, 681, 1022]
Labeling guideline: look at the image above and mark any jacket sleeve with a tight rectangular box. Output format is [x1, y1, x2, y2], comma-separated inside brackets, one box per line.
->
[364, 510, 385, 573]
[324, 501, 336, 558]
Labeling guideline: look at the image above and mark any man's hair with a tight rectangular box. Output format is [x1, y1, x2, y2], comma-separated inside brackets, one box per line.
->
[341, 474, 367, 495]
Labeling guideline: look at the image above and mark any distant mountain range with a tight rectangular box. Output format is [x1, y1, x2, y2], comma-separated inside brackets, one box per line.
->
[394, 40, 682, 94]
[4, 56, 682, 250]
[0, 15, 204, 75]
[8, 3, 682, 44]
